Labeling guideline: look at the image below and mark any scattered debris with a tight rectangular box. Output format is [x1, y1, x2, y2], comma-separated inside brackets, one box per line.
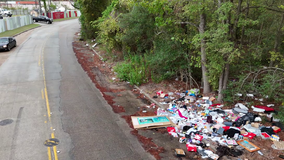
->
[130, 88, 284, 159]
[74, 33, 284, 160]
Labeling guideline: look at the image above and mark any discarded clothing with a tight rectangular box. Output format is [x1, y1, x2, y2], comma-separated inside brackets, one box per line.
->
[212, 109, 225, 115]
[235, 103, 249, 110]
[252, 106, 265, 112]
[234, 113, 255, 127]
[224, 127, 240, 138]
[177, 110, 188, 119]
[260, 127, 275, 135]
[232, 107, 248, 114]
[243, 124, 261, 136]
[254, 105, 275, 112]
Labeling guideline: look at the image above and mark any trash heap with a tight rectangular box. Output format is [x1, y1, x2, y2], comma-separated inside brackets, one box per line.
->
[132, 88, 284, 159]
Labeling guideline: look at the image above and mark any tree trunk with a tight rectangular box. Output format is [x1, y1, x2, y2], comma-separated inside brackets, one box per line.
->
[223, 63, 230, 90]
[270, 13, 284, 67]
[232, 0, 243, 43]
[199, 13, 211, 94]
[217, 70, 224, 102]
[257, 22, 264, 46]
[217, 63, 229, 102]
[241, 0, 249, 45]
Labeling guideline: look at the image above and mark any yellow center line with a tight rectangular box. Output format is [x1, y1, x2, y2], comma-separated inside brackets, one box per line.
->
[44, 88, 51, 121]
[47, 147, 52, 160]
[51, 133, 59, 160]
[41, 36, 59, 160]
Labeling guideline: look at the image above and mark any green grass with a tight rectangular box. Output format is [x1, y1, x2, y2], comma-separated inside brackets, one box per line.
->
[0, 24, 40, 37]
[54, 17, 78, 22]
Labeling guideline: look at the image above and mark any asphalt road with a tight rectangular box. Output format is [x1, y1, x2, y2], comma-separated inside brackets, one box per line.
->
[0, 19, 154, 160]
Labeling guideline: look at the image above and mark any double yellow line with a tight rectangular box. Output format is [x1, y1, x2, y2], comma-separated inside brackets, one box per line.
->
[40, 40, 59, 160]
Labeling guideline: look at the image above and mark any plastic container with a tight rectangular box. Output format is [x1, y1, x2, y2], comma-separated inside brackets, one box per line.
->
[261, 132, 270, 139]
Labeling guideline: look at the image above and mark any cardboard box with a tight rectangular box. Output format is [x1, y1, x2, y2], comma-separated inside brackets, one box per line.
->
[272, 126, 281, 133]
[131, 116, 175, 129]
[175, 149, 185, 156]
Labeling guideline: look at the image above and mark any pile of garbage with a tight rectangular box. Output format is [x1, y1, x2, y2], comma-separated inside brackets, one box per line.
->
[132, 88, 284, 159]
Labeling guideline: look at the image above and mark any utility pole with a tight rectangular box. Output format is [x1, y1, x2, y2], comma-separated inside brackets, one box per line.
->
[38, 0, 42, 15]
[49, 0, 51, 11]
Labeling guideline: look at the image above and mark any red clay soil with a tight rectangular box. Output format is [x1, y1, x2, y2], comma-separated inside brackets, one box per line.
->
[131, 129, 165, 160]
[121, 114, 165, 160]
[73, 34, 164, 159]
[73, 41, 125, 113]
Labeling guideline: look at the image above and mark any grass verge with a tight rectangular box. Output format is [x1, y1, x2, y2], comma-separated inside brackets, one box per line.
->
[0, 24, 40, 37]
[54, 17, 78, 22]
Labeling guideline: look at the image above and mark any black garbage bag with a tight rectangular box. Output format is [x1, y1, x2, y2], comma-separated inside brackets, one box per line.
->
[216, 145, 243, 158]
[235, 112, 255, 127]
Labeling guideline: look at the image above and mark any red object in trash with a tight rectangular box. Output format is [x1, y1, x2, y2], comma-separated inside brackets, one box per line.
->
[194, 134, 203, 141]
[186, 144, 197, 152]
[156, 91, 163, 96]
[222, 126, 230, 132]
[242, 132, 256, 139]
[254, 105, 275, 112]
[167, 127, 176, 134]
[272, 126, 281, 133]
[261, 132, 270, 139]
[211, 103, 221, 107]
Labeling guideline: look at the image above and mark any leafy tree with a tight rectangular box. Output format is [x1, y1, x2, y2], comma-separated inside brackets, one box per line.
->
[92, 0, 284, 104]
[49, 2, 57, 11]
[118, 4, 155, 54]
[77, 0, 111, 39]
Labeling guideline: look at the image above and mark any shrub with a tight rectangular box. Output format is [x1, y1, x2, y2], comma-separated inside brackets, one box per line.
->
[114, 54, 148, 85]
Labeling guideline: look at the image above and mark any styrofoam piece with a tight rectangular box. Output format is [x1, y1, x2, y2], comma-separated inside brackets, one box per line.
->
[254, 117, 262, 121]
[246, 94, 254, 97]
[235, 93, 242, 96]
[202, 97, 209, 100]
[233, 108, 248, 114]
[201, 104, 209, 108]
[209, 112, 218, 117]
[223, 109, 233, 113]
[235, 103, 248, 110]
[273, 118, 280, 122]
[252, 106, 265, 112]
[243, 124, 261, 136]
[267, 104, 274, 107]
[216, 117, 224, 124]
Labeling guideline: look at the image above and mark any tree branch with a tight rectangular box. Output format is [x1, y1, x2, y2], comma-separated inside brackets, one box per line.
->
[242, 6, 284, 13]
[176, 22, 199, 29]
[69, 0, 80, 10]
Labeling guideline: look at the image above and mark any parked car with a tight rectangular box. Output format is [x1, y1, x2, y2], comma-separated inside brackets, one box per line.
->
[33, 16, 53, 24]
[0, 8, 12, 17]
[0, 37, 16, 51]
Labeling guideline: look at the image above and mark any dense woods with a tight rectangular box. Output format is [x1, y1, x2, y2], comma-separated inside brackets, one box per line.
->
[77, 0, 284, 106]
